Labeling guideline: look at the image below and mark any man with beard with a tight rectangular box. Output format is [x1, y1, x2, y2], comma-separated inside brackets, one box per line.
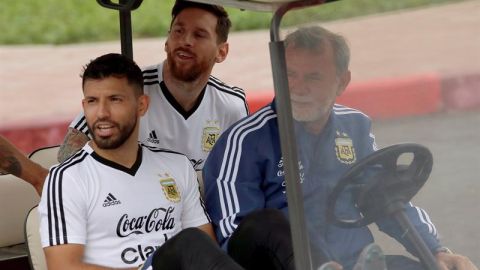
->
[203, 26, 478, 270]
[39, 53, 245, 270]
[63, 0, 248, 170]
[0, 0, 247, 195]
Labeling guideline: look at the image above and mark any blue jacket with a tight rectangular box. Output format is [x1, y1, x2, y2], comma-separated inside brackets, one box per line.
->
[204, 102, 440, 268]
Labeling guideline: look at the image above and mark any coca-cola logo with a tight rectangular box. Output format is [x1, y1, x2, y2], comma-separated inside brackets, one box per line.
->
[116, 207, 175, 238]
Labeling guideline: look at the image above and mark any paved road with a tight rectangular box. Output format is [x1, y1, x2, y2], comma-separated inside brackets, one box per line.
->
[371, 110, 480, 265]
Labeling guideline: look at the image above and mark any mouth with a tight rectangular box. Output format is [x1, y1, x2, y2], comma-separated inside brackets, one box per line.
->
[94, 122, 117, 137]
[290, 99, 311, 106]
[175, 49, 195, 61]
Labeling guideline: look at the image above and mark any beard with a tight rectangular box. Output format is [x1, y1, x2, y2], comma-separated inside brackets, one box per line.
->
[290, 100, 331, 123]
[167, 48, 212, 82]
[291, 105, 326, 122]
[290, 93, 334, 123]
[88, 117, 137, 150]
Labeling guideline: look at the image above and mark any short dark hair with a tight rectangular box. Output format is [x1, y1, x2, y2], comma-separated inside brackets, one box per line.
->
[81, 53, 144, 96]
[171, 0, 231, 43]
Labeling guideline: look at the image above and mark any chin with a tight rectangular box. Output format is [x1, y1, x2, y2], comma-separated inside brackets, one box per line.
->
[293, 110, 325, 123]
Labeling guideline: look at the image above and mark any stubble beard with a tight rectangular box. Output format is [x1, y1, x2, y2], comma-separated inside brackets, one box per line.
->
[291, 104, 330, 123]
[167, 50, 212, 82]
[88, 118, 137, 150]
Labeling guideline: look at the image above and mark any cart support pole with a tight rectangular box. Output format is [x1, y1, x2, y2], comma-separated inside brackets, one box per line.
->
[393, 210, 440, 270]
[269, 2, 340, 269]
[118, 0, 134, 59]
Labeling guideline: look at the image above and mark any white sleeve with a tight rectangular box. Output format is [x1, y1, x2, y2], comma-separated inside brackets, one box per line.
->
[39, 165, 88, 247]
[180, 158, 210, 229]
[69, 112, 91, 137]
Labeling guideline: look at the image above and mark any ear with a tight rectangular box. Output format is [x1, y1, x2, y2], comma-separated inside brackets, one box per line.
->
[164, 40, 168, 53]
[215, 42, 229, 63]
[137, 95, 150, 117]
[81, 98, 87, 111]
[336, 70, 351, 96]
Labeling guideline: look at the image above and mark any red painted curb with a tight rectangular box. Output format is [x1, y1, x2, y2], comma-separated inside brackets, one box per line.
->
[441, 73, 480, 111]
[0, 121, 69, 155]
[246, 73, 443, 119]
[246, 90, 274, 113]
[337, 73, 443, 119]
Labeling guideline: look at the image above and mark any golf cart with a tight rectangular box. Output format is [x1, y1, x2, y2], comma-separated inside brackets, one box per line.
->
[1, 0, 478, 269]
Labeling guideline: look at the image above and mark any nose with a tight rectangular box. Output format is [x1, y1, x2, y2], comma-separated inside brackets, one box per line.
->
[180, 32, 193, 47]
[288, 77, 309, 96]
[96, 100, 110, 119]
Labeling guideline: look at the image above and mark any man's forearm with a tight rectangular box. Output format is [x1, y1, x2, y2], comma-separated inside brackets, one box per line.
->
[0, 135, 48, 194]
[58, 128, 89, 163]
[0, 139, 22, 176]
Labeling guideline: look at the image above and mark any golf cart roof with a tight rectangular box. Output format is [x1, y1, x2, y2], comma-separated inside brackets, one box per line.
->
[191, 0, 337, 12]
[187, 0, 297, 12]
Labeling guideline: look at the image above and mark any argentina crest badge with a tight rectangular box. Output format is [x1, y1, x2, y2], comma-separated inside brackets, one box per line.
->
[202, 120, 220, 152]
[335, 131, 356, 164]
[159, 174, 181, 203]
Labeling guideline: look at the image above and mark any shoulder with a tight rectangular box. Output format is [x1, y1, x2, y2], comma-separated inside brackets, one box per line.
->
[333, 104, 371, 123]
[44, 149, 91, 196]
[142, 64, 161, 86]
[207, 76, 246, 102]
[141, 144, 189, 162]
[50, 149, 90, 175]
[221, 105, 277, 143]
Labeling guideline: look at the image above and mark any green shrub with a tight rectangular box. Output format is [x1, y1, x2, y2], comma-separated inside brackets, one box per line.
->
[0, 0, 463, 44]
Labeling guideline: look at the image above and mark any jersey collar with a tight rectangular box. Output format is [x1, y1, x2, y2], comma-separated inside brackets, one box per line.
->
[160, 81, 206, 120]
[90, 145, 143, 176]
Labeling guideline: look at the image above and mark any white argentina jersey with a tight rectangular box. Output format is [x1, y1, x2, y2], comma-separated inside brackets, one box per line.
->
[69, 62, 248, 170]
[39, 144, 209, 268]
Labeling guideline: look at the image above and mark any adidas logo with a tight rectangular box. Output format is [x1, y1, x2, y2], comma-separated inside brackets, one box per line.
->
[103, 193, 121, 207]
[147, 130, 160, 144]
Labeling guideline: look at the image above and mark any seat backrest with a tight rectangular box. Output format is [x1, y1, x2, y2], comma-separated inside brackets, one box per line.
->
[28, 145, 60, 169]
[22, 146, 60, 270]
[25, 205, 47, 270]
[0, 174, 40, 247]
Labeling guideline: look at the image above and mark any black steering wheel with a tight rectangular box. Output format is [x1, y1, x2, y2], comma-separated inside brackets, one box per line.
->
[327, 143, 433, 228]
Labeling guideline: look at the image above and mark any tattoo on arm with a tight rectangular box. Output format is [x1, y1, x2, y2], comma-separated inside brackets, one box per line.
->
[58, 128, 89, 163]
[0, 145, 22, 176]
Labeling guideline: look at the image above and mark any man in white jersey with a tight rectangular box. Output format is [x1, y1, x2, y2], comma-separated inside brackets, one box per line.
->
[63, 0, 248, 170]
[39, 53, 243, 270]
[0, 1, 247, 195]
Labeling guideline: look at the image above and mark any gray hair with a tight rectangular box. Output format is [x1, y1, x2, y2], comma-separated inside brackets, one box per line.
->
[284, 26, 350, 74]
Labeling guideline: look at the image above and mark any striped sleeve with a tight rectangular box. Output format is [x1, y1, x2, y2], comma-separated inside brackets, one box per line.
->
[376, 201, 441, 256]
[203, 106, 277, 246]
[39, 151, 89, 247]
[68, 112, 90, 137]
[208, 76, 249, 115]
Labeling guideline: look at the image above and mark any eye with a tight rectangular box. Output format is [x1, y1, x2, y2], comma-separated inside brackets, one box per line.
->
[110, 96, 123, 103]
[85, 98, 96, 104]
[306, 75, 322, 83]
[171, 26, 184, 35]
[194, 31, 208, 39]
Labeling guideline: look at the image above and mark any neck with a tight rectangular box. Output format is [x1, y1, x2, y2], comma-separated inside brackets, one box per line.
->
[162, 62, 211, 112]
[89, 136, 139, 168]
[303, 112, 330, 135]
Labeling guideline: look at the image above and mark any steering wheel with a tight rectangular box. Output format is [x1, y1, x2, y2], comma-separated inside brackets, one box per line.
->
[327, 143, 433, 228]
